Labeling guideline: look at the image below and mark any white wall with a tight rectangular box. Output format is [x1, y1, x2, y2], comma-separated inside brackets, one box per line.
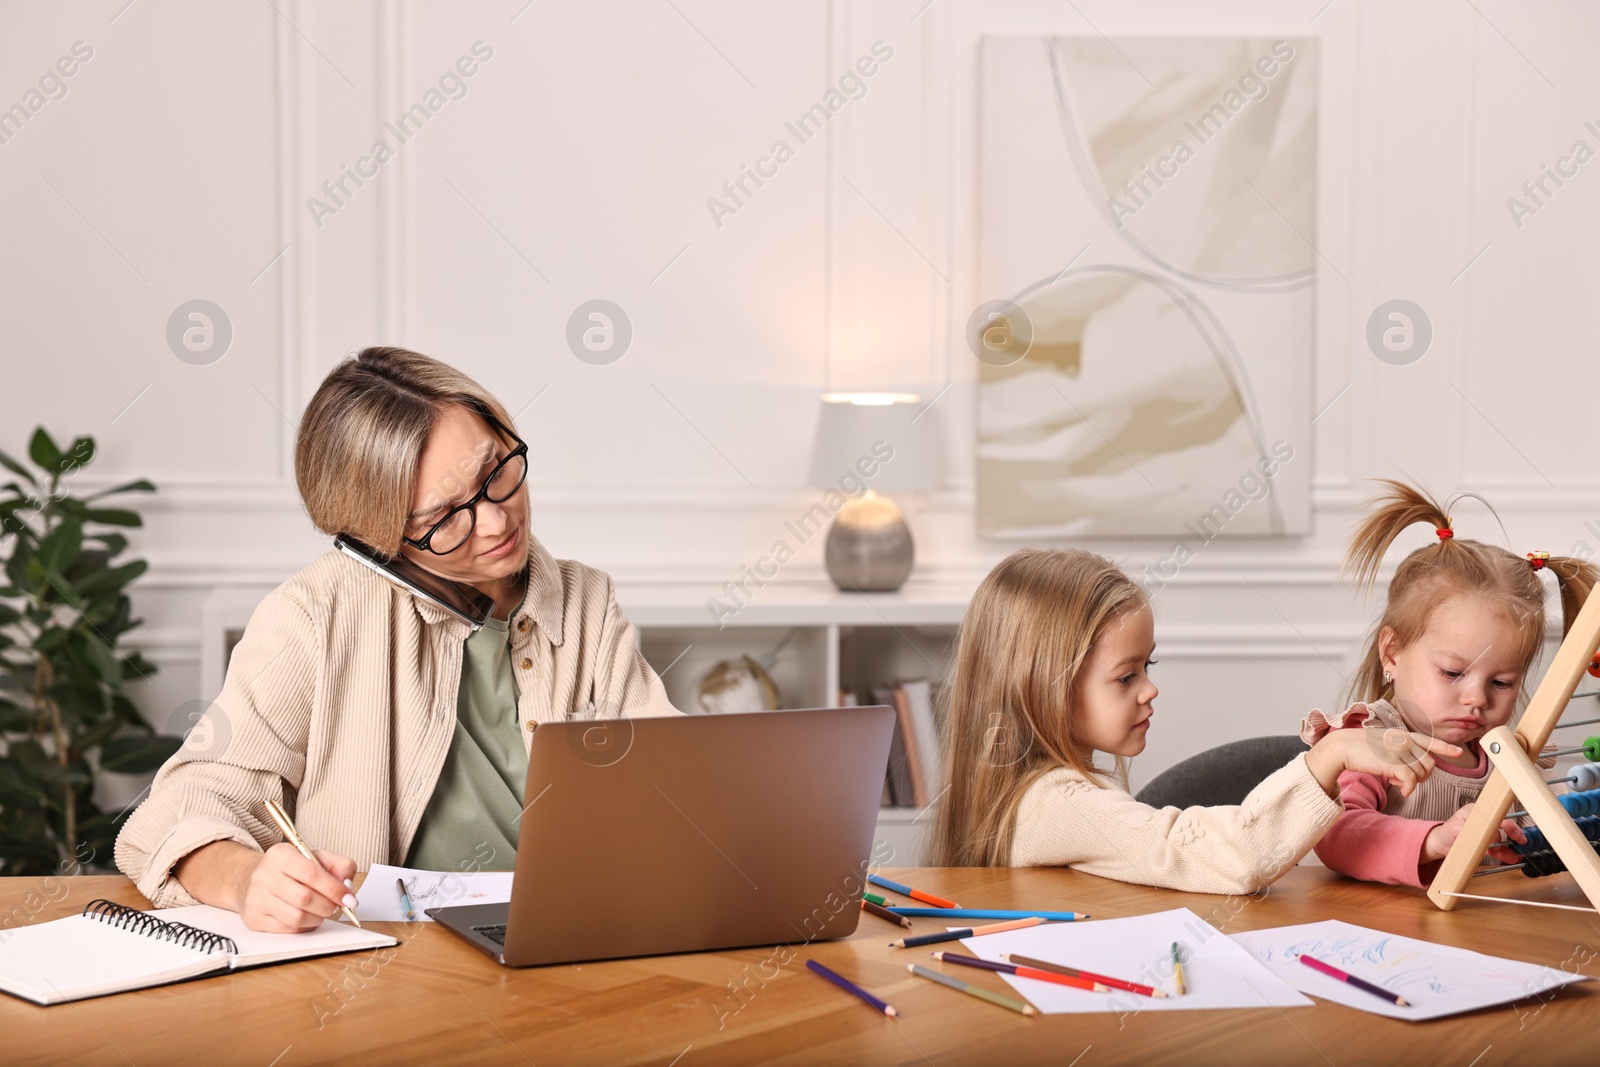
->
[4, 1, 1599, 795]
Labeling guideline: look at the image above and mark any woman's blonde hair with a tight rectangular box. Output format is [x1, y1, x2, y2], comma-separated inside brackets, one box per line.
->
[1344, 479, 1597, 705]
[929, 547, 1147, 867]
[295, 347, 521, 557]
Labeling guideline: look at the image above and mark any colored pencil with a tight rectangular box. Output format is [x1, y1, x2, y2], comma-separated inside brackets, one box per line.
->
[396, 878, 416, 922]
[891, 916, 1048, 949]
[887, 907, 1089, 922]
[1001, 953, 1167, 998]
[908, 963, 1036, 1015]
[868, 873, 960, 909]
[1170, 942, 1185, 996]
[861, 899, 913, 928]
[932, 951, 1108, 993]
[863, 891, 890, 907]
[1297, 954, 1409, 1007]
[806, 959, 897, 1017]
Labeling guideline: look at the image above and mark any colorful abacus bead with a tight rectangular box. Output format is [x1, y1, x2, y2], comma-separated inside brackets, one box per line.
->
[1587, 736, 1600, 763]
[1589, 655, 1600, 679]
[1573, 762, 1600, 792]
[1558, 788, 1600, 818]
[1519, 814, 1600, 855]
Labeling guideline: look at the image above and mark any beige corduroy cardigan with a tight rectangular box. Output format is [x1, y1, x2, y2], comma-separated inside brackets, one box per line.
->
[115, 534, 679, 907]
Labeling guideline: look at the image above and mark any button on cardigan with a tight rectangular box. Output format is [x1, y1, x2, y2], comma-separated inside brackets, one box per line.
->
[114, 534, 680, 908]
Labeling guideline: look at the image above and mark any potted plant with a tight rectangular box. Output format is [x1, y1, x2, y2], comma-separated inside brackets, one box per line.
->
[0, 428, 179, 875]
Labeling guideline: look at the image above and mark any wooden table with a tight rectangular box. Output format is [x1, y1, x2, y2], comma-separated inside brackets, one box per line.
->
[2, 866, 1596, 1066]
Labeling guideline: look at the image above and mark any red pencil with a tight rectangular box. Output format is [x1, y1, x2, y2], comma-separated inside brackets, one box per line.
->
[931, 951, 1109, 993]
[1001, 953, 1168, 998]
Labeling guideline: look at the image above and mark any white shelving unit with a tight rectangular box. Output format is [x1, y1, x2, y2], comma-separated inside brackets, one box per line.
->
[620, 580, 973, 866]
[202, 579, 973, 867]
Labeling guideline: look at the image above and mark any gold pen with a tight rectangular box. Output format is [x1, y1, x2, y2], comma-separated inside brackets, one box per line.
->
[261, 800, 362, 927]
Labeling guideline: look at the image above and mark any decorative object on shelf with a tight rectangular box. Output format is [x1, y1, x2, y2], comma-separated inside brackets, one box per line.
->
[695, 655, 779, 715]
[807, 393, 941, 592]
[0, 428, 174, 875]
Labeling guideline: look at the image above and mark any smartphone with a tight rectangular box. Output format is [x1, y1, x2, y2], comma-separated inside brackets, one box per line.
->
[334, 534, 495, 631]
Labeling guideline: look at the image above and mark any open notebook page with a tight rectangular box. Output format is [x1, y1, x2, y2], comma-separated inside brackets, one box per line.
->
[155, 904, 397, 967]
[0, 914, 229, 1005]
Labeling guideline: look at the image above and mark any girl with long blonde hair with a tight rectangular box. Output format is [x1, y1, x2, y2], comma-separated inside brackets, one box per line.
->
[930, 546, 1459, 893]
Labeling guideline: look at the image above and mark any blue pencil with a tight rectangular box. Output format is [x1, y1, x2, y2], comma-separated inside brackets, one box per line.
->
[886, 907, 1089, 921]
[805, 959, 897, 1017]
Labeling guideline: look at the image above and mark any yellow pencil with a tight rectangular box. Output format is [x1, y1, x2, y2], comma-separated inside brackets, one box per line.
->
[262, 800, 361, 927]
[1170, 941, 1185, 996]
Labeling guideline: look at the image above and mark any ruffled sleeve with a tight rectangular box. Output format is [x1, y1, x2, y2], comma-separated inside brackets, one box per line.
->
[1299, 702, 1374, 746]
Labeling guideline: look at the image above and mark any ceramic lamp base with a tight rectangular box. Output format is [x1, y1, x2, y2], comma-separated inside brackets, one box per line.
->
[824, 491, 914, 592]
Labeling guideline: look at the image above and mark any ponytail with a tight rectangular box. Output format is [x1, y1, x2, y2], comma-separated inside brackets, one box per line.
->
[1541, 554, 1599, 638]
[1343, 479, 1559, 705]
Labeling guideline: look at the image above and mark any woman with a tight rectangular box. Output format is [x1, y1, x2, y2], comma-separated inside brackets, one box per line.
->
[115, 348, 679, 931]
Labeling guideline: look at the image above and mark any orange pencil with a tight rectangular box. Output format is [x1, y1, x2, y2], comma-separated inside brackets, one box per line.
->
[890, 915, 1048, 949]
[867, 873, 959, 909]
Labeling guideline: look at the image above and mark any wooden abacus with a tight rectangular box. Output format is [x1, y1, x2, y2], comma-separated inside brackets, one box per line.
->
[1428, 583, 1600, 913]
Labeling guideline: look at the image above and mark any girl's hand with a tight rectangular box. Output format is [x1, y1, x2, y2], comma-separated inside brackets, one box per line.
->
[1305, 727, 1462, 798]
[1422, 804, 1527, 864]
[236, 842, 358, 933]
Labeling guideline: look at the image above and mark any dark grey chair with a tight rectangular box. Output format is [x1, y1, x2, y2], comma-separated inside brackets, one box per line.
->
[1134, 735, 1309, 808]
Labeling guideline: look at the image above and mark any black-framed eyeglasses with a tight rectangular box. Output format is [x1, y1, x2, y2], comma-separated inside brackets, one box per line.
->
[402, 407, 529, 556]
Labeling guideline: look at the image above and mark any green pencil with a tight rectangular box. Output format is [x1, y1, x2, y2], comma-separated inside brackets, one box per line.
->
[907, 964, 1036, 1016]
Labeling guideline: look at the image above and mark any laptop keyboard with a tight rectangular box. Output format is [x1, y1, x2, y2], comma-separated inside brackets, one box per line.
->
[473, 924, 508, 946]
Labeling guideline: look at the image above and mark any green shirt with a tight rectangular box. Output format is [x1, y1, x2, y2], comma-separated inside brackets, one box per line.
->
[405, 615, 526, 870]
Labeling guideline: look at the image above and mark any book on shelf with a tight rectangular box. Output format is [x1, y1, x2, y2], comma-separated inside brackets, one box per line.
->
[857, 680, 941, 809]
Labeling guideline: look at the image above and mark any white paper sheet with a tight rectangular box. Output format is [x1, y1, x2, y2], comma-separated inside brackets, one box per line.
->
[956, 907, 1312, 1014]
[353, 863, 515, 922]
[1229, 919, 1592, 1020]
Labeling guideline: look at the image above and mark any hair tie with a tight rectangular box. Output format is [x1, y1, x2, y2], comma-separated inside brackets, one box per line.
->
[1528, 551, 1549, 570]
[1435, 527, 1453, 540]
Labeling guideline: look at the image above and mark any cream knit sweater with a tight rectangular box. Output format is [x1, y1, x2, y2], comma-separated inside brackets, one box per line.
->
[115, 534, 679, 908]
[1008, 753, 1343, 894]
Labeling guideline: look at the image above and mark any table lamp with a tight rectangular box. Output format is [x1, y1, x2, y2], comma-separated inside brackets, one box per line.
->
[807, 392, 940, 592]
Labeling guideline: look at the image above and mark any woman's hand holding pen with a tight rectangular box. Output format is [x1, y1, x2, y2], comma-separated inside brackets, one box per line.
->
[238, 843, 358, 933]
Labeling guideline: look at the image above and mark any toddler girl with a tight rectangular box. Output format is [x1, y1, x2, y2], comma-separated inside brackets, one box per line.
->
[930, 546, 1459, 894]
[1309, 480, 1595, 886]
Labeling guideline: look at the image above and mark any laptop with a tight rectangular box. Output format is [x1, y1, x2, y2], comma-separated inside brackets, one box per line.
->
[427, 704, 897, 966]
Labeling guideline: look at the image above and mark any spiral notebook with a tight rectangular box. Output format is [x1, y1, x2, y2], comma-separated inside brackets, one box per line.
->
[0, 899, 398, 1006]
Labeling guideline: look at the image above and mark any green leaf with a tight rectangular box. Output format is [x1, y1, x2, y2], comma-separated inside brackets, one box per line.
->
[0, 447, 39, 488]
[34, 627, 72, 652]
[85, 479, 155, 501]
[60, 437, 95, 475]
[8, 542, 37, 596]
[99, 734, 182, 774]
[35, 517, 83, 575]
[78, 633, 121, 687]
[91, 532, 129, 558]
[0, 602, 20, 626]
[35, 761, 93, 787]
[0, 697, 35, 731]
[27, 429, 61, 474]
[117, 650, 156, 683]
[83, 508, 141, 528]
[73, 714, 125, 754]
[75, 559, 147, 598]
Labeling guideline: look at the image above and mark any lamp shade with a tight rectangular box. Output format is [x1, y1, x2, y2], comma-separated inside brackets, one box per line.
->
[806, 393, 941, 491]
